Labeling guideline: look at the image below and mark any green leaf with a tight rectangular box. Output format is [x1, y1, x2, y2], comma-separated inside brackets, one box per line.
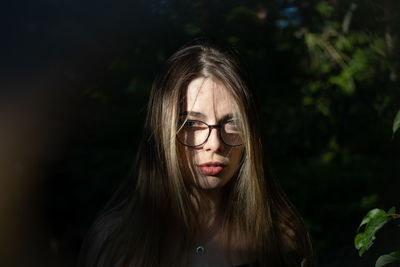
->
[354, 232, 369, 256]
[357, 209, 387, 232]
[355, 208, 393, 256]
[315, 1, 334, 18]
[387, 206, 396, 214]
[393, 110, 400, 138]
[375, 250, 400, 267]
[226, 6, 257, 22]
[183, 23, 202, 36]
[360, 194, 378, 209]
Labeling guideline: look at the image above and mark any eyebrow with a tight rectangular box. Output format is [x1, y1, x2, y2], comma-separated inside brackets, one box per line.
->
[180, 111, 234, 121]
[180, 111, 206, 118]
[221, 113, 234, 121]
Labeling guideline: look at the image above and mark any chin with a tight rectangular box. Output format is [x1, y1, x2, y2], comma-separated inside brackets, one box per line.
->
[194, 175, 228, 190]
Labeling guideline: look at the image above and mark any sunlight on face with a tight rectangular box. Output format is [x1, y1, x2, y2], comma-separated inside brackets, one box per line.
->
[178, 77, 244, 191]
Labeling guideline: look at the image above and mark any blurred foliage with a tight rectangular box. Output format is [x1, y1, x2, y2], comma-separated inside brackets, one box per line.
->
[7, 0, 397, 266]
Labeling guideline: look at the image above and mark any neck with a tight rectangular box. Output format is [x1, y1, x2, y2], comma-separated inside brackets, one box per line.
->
[187, 188, 224, 251]
[192, 187, 225, 229]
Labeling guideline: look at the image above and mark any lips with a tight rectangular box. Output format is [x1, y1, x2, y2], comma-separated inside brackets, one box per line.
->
[197, 162, 225, 176]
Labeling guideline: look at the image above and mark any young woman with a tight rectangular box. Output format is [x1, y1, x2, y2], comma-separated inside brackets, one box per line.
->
[78, 40, 314, 267]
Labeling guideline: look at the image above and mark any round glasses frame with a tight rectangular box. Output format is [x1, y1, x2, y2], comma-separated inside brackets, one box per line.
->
[176, 120, 244, 147]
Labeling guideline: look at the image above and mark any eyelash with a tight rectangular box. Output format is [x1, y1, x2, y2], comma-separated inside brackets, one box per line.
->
[226, 120, 237, 126]
[184, 120, 203, 127]
[178, 119, 238, 126]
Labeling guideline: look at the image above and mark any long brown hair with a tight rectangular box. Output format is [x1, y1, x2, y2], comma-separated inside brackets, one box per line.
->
[78, 40, 314, 267]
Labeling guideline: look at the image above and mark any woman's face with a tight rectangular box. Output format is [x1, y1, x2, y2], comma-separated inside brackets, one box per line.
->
[178, 77, 244, 191]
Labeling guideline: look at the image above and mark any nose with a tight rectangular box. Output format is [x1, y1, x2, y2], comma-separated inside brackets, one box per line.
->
[203, 127, 223, 152]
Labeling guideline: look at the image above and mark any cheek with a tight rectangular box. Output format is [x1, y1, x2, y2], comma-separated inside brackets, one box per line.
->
[225, 147, 244, 178]
[230, 147, 244, 165]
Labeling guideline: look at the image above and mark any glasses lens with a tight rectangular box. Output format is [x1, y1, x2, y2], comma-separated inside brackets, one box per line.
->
[177, 120, 209, 146]
[221, 121, 243, 146]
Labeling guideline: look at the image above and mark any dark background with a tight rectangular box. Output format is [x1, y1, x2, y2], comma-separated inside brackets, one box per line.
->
[1, 0, 399, 266]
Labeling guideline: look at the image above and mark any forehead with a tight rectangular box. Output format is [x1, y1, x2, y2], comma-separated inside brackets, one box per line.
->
[185, 77, 234, 109]
[184, 77, 235, 118]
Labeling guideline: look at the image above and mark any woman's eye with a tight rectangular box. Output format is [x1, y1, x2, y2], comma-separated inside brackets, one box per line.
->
[226, 120, 238, 126]
[185, 120, 201, 127]
[224, 120, 240, 133]
[179, 120, 203, 127]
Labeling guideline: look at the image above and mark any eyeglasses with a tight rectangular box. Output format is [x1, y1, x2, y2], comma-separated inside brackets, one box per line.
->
[176, 119, 244, 147]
